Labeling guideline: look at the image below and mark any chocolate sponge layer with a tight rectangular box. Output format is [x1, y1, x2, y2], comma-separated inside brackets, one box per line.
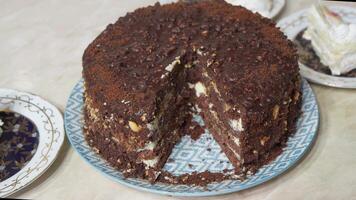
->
[82, 0, 301, 183]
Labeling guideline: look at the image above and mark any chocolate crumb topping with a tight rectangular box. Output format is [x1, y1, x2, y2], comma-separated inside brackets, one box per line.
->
[83, 0, 301, 186]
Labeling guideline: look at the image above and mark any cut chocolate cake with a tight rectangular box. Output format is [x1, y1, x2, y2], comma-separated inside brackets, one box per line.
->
[82, 0, 301, 183]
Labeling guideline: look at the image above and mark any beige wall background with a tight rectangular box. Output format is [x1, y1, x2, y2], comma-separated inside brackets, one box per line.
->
[0, 0, 355, 199]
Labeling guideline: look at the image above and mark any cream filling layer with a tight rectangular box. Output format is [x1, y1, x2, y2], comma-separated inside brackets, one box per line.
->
[228, 118, 244, 132]
[142, 156, 160, 168]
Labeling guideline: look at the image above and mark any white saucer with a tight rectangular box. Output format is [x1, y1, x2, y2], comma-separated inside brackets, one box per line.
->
[0, 89, 65, 197]
[269, 0, 285, 18]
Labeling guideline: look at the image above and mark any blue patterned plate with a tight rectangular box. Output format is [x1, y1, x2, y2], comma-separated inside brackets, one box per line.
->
[65, 78, 319, 197]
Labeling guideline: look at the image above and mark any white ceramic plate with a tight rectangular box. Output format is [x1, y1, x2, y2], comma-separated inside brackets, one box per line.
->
[159, 0, 285, 19]
[277, 6, 356, 89]
[269, 0, 286, 18]
[0, 89, 65, 197]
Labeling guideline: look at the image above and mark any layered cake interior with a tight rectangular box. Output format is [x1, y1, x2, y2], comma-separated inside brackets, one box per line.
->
[82, 0, 301, 183]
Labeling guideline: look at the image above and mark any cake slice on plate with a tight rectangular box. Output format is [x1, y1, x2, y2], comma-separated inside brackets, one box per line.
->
[303, 4, 356, 75]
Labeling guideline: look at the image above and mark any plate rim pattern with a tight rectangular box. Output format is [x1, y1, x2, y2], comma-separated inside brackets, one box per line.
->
[0, 89, 65, 198]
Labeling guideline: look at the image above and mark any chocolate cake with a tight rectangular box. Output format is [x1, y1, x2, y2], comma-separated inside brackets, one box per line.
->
[82, 0, 301, 183]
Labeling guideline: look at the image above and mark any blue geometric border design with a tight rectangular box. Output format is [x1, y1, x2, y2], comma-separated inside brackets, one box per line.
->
[64, 78, 319, 197]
